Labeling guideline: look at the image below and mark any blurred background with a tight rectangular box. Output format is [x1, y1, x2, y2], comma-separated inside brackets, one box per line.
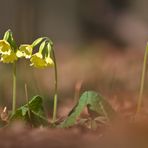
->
[0, 0, 148, 115]
[1, 0, 148, 48]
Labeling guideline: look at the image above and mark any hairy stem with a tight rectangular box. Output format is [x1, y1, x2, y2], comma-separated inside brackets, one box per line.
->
[12, 62, 16, 114]
[136, 44, 148, 114]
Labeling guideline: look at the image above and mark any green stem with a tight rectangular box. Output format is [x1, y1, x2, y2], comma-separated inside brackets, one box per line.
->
[12, 62, 16, 114]
[25, 83, 31, 120]
[136, 44, 148, 114]
[52, 48, 58, 123]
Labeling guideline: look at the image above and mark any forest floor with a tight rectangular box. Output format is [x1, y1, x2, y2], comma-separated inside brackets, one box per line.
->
[0, 43, 148, 148]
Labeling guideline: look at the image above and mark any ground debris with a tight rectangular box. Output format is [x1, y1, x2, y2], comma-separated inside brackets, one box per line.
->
[0, 118, 148, 148]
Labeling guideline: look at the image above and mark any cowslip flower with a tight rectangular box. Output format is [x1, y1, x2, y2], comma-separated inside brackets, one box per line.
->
[30, 52, 54, 68]
[0, 40, 18, 63]
[0, 30, 18, 64]
[30, 52, 47, 68]
[0, 40, 11, 54]
[30, 40, 54, 68]
[45, 56, 54, 66]
[17, 44, 33, 59]
[1, 51, 18, 63]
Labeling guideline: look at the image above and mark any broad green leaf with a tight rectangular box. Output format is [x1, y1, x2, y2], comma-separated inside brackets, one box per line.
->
[10, 95, 48, 127]
[60, 91, 116, 128]
[21, 106, 28, 116]
[85, 91, 115, 119]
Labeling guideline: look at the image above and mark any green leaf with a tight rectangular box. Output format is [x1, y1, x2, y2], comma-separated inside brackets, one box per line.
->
[32, 37, 44, 47]
[21, 106, 28, 116]
[10, 95, 48, 127]
[59, 91, 116, 128]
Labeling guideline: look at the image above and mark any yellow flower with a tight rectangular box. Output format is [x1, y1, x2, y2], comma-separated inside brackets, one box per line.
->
[30, 52, 54, 68]
[18, 44, 33, 58]
[45, 57, 54, 67]
[30, 53, 47, 68]
[0, 40, 11, 54]
[1, 51, 17, 63]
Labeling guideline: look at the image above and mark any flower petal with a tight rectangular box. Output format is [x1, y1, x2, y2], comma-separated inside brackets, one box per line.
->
[19, 44, 33, 58]
[0, 40, 11, 53]
[30, 53, 47, 68]
[1, 51, 17, 63]
[45, 57, 54, 67]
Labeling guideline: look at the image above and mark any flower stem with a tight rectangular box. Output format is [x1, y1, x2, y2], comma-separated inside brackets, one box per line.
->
[52, 48, 58, 123]
[12, 62, 16, 114]
[136, 44, 148, 114]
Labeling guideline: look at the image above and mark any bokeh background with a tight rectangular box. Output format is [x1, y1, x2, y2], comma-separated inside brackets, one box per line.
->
[1, 0, 148, 48]
[0, 0, 148, 115]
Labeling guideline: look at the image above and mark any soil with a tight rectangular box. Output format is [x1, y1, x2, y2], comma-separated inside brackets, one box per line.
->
[0, 113, 148, 148]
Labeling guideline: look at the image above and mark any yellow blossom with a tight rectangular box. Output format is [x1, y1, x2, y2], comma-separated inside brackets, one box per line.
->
[45, 57, 54, 67]
[0, 40, 11, 54]
[30, 52, 54, 68]
[1, 51, 17, 63]
[30, 52, 47, 68]
[18, 44, 33, 58]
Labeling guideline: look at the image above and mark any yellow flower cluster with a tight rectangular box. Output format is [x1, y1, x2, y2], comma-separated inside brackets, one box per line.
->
[0, 40, 18, 63]
[0, 30, 54, 68]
